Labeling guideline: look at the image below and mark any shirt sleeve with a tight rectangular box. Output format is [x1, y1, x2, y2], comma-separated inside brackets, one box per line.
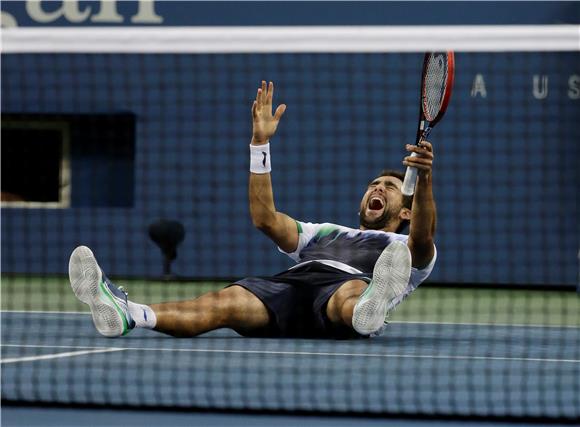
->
[409, 244, 438, 285]
[277, 221, 321, 262]
[386, 232, 437, 285]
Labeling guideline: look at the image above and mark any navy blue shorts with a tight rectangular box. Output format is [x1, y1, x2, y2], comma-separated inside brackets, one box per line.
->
[232, 262, 370, 339]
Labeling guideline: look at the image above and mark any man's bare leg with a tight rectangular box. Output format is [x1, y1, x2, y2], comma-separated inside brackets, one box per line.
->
[69, 246, 269, 338]
[325, 279, 367, 328]
[328, 243, 413, 336]
[150, 285, 270, 337]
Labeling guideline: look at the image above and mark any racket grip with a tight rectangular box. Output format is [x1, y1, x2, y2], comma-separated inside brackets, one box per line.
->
[401, 152, 419, 196]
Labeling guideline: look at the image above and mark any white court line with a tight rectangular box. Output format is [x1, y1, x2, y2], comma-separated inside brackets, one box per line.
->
[2, 310, 88, 315]
[3, 344, 579, 364]
[1, 348, 125, 364]
[392, 320, 580, 329]
[2, 310, 578, 329]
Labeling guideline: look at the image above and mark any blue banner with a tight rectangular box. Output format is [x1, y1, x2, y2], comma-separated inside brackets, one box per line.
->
[2, 1, 579, 28]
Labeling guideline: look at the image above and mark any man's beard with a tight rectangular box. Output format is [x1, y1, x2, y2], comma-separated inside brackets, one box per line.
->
[359, 209, 391, 230]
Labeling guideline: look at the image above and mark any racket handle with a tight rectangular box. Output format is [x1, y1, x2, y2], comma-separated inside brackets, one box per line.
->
[401, 152, 419, 196]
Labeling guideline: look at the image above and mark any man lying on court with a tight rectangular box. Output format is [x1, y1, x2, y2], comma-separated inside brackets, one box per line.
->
[69, 81, 437, 339]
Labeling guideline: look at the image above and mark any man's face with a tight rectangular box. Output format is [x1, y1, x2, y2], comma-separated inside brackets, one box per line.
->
[359, 175, 405, 230]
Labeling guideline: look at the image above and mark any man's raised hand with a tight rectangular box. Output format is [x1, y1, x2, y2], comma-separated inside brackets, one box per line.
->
[403, 140, 434, 178]
[251, 81, 286, 145]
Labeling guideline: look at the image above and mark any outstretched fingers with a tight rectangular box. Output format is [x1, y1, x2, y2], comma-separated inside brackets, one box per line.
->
[274, 104, 287, 121]
[252, 79, 287, 120]
[254, 81, 268, 117]
[267, 81, 274, 104]
[251, 100, 258, 119]
[254, 80, 283, 118]
[261, 80, 267, 105]
[255, 85, 262, 110]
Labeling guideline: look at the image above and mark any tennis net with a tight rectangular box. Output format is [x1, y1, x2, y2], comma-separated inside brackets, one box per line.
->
[1, 26, 579, 421]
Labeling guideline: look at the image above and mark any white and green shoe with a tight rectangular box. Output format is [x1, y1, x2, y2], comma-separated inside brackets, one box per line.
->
[69, 246, 135, 337]
[352, 240, 412, 336]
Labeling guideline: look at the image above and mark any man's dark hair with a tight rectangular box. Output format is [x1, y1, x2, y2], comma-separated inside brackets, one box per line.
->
[379, 169, 413, 233]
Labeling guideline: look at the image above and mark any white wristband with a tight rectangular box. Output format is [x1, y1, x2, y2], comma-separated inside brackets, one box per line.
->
[250, 143, 271, 174]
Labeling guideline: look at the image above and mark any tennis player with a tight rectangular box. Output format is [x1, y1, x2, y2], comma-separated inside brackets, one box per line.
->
[69, 81, 436, 339]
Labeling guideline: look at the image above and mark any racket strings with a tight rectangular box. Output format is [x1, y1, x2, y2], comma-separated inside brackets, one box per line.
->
[423, 53, 449, 121]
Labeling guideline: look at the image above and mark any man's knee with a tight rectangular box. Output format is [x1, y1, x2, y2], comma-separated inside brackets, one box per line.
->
[218, 285, 261, 306]
[326, 279, 367, 324]
[218, 285, 270, 327]
[330, 279, 367, 305]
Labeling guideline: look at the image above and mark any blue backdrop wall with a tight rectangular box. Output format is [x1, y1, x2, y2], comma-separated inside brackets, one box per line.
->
[2, 51, 578, 285]
[1, 2, 578, 286]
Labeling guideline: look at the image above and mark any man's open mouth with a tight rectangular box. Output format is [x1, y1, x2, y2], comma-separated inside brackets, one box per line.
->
[369, 196, 385, 211]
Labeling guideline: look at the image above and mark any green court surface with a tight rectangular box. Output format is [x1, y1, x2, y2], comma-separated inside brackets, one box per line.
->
[3, 275, 579, 327]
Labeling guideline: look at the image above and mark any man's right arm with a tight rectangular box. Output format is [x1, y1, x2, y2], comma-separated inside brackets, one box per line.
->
[404, 140, 436, 269]
[249, 81, 298, 253]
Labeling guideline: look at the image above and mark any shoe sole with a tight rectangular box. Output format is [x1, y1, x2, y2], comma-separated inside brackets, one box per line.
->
[352, 241, 412, 335]
[69, 246, 124, 337]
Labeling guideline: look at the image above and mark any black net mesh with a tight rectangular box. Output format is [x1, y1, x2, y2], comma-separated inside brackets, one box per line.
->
[1, 50, 579, 421]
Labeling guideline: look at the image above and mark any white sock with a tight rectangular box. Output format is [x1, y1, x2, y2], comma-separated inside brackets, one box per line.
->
[128, 301, 157, 329]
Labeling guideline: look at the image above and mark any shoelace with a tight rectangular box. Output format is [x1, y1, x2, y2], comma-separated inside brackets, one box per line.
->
[118, 286, 129, 297]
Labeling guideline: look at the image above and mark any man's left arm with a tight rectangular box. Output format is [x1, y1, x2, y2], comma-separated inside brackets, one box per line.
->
[403, 140, 436, 269]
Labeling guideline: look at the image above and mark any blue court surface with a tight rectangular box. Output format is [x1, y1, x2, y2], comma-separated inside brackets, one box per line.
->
[1, 406, 569, 427]
[2, 311, 579, 424]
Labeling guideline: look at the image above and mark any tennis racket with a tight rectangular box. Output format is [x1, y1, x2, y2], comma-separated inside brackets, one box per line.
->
[401, 51, 455, 196]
